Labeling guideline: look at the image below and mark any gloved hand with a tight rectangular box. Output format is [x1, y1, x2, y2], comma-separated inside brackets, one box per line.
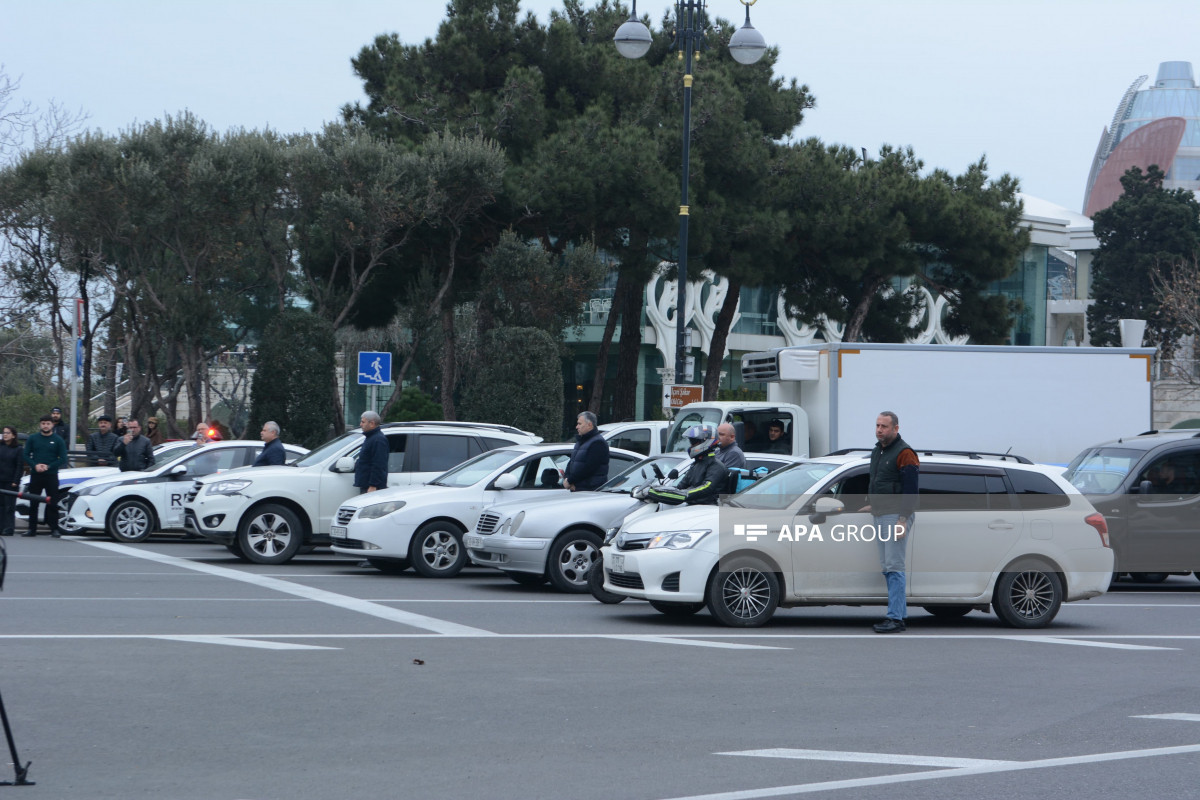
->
[632, 484, 650, 500]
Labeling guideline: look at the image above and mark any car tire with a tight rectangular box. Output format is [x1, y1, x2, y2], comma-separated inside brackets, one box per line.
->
[924, 605, 972, 619]
[57, 495, 82, 534]
[225, 542, 251, 561]
[410, 522, 467, 578]
[588, 555, 627, 604]
[994, 563, 1063, 628]
[547, 530, 602, 593]
[1129, 572, 1168, 583]
[706, 558, 780, 627]
[367, 557, 411, 574]
[107, 499, 156, 543]
[504, 571, 546, 587]
[238, 504, 305, 565]
[649, 600, 705, 617]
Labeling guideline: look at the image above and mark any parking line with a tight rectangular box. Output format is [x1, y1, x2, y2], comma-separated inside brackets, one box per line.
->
[72, 539, 496, 637]
[153, 635, 337, 650]
[656, 743, 1200, 800]
[1134, 713, 1200, 722]
[604, 635, 789, 651]
[719, 748, 1015, 768]
[1002, 636, 1176, 651]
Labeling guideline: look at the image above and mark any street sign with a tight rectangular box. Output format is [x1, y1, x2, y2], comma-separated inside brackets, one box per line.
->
[357, 351, 392, 386]
[663, 384, 703, 409]
[75, 338, 83, 378]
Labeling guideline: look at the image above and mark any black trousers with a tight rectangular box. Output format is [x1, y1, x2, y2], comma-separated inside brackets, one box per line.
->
[27, 471, 60, 535]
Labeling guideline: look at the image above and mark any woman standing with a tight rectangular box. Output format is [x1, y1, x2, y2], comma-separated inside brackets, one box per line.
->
[0, 426, 23, 536]
[145, 417, 164, 446]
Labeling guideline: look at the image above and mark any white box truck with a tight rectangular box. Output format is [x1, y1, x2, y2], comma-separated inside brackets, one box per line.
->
[664, 343, 1155, 465]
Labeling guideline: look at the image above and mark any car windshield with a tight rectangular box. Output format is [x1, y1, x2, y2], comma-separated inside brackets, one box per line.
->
[725, 461, 841, 510]
[600, 455, 690, 492]
[292, 432, 359, 468]
[664, 409, 722, 453]
[429, 450, 520, 488]
[1063, 447, 1141, 495]
[155, 443, 212, 469]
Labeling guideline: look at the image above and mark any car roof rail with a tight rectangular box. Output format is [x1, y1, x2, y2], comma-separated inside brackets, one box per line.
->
[379, 420, 535, 436]
[824, 447, 1033, 465]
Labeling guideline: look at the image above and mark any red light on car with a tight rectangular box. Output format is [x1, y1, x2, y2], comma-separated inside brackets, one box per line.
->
[1085, 512, 1109, 547]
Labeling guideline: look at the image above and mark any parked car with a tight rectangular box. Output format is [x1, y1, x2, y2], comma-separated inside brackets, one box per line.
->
[1064, 429, 1200, 583]
[329, 444, 643, 577]
[184, 422, 542, 564]
[598, 421, 670, 457]
[601, 452, 1113, 627]
[468, 453, 796, 592]
[18, 439, 199, 532]
[64, 440, 308, 543]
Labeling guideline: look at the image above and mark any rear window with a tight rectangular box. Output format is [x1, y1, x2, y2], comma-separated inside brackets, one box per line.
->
[1006, 469, 1070, 509]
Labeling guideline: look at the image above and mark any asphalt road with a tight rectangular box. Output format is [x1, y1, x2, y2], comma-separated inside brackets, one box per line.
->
[2, 533, 1199, 799]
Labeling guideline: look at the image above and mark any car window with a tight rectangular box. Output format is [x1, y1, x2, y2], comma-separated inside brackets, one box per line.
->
[180, 447, 244, 478]
[601, 455, 689, 492]
[1003, 469, 1069, 509]
[985, 474, 1014, 509]
[918, 472, 990, 511]
[514, 454, 572, 489]
[1063, 447, 1140, 494]
[1133, 451, 1200, 501]
[385, 434, 408, 473]
[608, 428, 650, 456]
[417, 434, 470, 474]
[665, 409, 722, 453]
[431, 450, 520, 487]
[293, 432, 359, 468]
[482, 436, 517, 451]
[732, 462, 842, 510]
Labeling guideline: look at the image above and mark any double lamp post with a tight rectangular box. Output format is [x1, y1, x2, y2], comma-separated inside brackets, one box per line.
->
[614, 0, 768, 387]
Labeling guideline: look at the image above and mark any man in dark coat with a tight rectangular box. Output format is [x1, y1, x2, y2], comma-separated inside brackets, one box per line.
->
[865, 411, 919, 634]
[112, 419, 156, 472]
[254, 421, 286, 467]
[86, 415, 119, 467]
[564, 411, 610, 492]
[354, 411, 388, 493]
[646, 425, 727, 506]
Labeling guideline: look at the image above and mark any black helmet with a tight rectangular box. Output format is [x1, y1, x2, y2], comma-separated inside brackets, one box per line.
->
[684, 424, 717, 458]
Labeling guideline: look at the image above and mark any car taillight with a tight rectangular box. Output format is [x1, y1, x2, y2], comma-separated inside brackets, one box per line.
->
[1085, 512, 1109, 547]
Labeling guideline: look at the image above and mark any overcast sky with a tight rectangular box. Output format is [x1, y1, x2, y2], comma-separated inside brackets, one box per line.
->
[4, 0, 1199, 213]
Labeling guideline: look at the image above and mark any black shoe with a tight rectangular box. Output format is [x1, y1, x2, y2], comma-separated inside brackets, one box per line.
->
[20, 532, 36, 537]
[873, 618, 906, 633]
[50, 531, 62, 538]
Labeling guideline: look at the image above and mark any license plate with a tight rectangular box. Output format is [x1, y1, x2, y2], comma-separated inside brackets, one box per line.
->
[330, 525, 347, 539]
[465, 534, 484, 549]
[609, 553, 625, 573]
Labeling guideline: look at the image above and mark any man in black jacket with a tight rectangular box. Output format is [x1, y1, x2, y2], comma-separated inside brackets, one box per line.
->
[86, 415, 119, 467]
[112, 419, 156, 472]
[646, 425, 727, 506]
[354, 411, 388, 493]
[564, 411, 610, 492]
[50, 407, 69, 443]
[254, 421, 286, 467]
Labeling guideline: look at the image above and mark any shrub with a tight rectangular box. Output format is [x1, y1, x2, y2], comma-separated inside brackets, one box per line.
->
[249, 310, 337, 449]
[459, 327, 562, 440]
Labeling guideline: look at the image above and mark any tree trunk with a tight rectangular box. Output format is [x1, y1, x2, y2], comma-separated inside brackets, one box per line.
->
[612, 277, 643, 422]
[439, 305, 458, 421]
[703, 276, 741, 401]
[587, 273, 625, 416]
[843, 274, 888, 343]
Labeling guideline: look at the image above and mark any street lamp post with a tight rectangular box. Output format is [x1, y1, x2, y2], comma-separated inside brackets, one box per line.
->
[614, 0, 767, 386]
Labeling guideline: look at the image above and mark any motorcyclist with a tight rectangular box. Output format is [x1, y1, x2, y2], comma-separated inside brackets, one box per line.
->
[640, 425, 727, 506]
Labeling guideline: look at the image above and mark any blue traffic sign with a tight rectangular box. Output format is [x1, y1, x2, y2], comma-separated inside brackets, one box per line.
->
[357, 351, 392, 385]
[75, 338, 83, 378]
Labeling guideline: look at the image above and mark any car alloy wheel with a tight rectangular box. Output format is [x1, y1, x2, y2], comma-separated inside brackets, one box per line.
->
[706, 559, 780, 627]
[410, 522, 467, 578]
[994, 563, 1063, 628]
[108, 499, 155, 543]
[548, 530, 602, 593]
[238, 504, 304, 565]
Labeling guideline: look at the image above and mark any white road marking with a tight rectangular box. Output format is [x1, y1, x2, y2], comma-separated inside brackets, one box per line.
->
[1002, 636, 1176, 651]
[605, 635, 789, 651]
[718, 748, 1015, 768]
[152, 635, 337, 650]
[1134, 713, 1200, 722]
[657, 743, 1200, 800]
[73, 539, 495, 637]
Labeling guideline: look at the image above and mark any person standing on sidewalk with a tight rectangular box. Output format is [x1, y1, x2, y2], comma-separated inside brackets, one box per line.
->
[0, 426, 23, 536]
[354, 411, 388, 494]
[113, 419, 156, 473]
[864, 411, 919, 634]
[22, 415, 68, 537]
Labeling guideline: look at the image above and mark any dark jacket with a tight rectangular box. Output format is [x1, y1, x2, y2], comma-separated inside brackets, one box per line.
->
[647, 447, 728, 505]
[868, 435, 919, 517]
[52, 421, 69, 442]
[254, 437, 286, 467]
[354, 427, 388, 490]
[113, 434, 156, 472]
[0, 443, 23, 487]
[23, 432, 67, 473]
[565, 428, 610, 491]
[86, 431, 119, 467]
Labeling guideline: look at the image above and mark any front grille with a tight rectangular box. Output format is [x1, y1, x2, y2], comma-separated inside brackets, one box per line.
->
[332, 538, 369, 550]
[661, 572, 680, 592]
[335, 506, 357, 525]
[607, 570, 644, 590]
[476, 513, 501, 535]
[184, 480, 203, 503]
[617, 535, 652, 552]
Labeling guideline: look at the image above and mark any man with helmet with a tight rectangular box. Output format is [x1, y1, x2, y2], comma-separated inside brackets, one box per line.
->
[645, 425, 728, 505]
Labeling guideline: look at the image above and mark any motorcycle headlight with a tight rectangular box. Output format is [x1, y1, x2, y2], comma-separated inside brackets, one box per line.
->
[647, 529, 710, 550]
[205, 480, 252, 496]
[75, 483, 113, 497]
[508, 511, 526, 536]
[357, 500, 406, 520]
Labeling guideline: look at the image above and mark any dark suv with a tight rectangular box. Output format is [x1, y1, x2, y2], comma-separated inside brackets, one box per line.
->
[1065, 430, 1200, 583]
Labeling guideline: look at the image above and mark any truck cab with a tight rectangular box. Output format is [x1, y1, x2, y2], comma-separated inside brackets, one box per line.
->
[663, 402, 809, 458]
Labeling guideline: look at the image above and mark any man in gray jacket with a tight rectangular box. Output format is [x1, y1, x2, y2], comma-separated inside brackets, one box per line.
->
[112, 419, 156, 472]
[86, 415, 119, 467]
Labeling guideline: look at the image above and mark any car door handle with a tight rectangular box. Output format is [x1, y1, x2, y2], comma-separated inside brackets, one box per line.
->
[988, 521, 1015, 530]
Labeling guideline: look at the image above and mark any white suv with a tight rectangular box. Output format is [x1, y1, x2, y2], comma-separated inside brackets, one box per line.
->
[183, 422, 540, 564]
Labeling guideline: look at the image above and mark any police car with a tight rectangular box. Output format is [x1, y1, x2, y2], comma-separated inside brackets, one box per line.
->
[63, 440, 307, 543]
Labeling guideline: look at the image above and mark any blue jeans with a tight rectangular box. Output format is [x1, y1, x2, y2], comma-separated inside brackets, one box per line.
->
[874, 513, 913, 621]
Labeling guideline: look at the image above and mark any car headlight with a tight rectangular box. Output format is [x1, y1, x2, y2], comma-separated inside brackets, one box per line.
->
[508, 511, 525, 536]
[357, 500, 406, 519]
[604, 526, 620, 545]
[647, 529, 710, 550]
[75, 483, 112, 497]
[205, 480, 252, 496]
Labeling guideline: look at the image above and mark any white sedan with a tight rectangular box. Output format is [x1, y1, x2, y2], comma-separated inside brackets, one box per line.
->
[330, 444, 642, 577]
[64, 441, 307, 543]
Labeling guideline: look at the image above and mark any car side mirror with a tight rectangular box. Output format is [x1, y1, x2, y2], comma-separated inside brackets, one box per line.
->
[1137, 479, 1153, 495]
[170, 464, 187, 477]
[493, 473, 519, 490]
[667, 469, 679, 480]
[809, 496, 844, 524]
[332, 457, 356, 473]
